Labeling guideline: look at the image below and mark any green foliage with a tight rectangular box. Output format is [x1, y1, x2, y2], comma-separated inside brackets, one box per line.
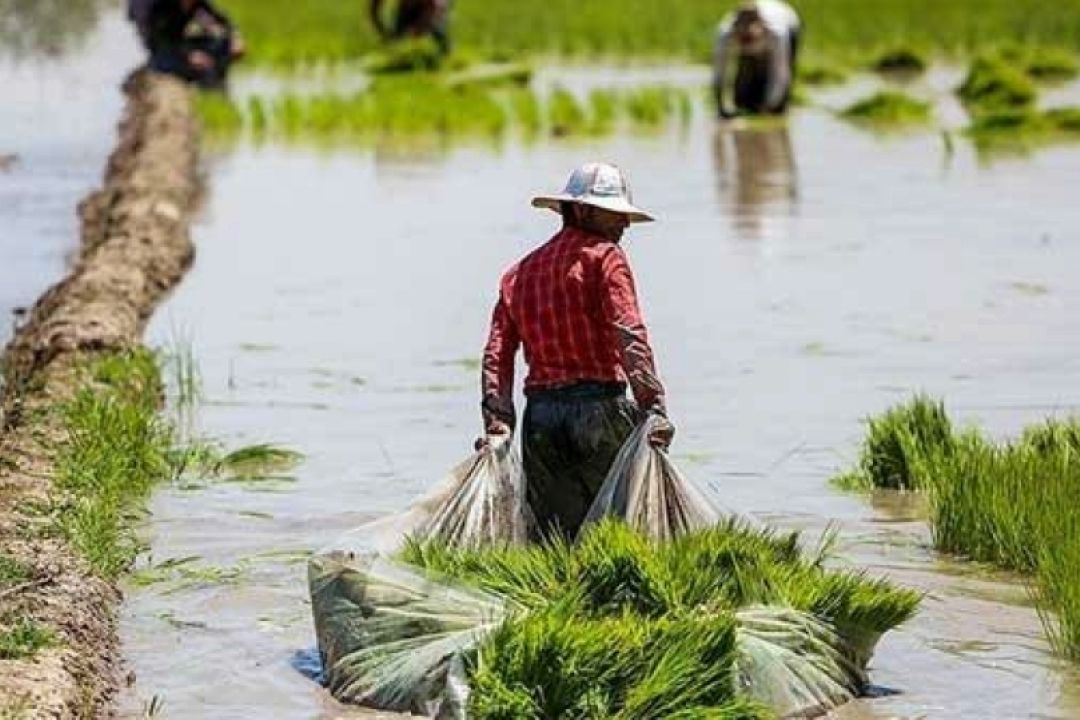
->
[840, 91, 932, 127]
[871, 47, 928, 74]
[404, 520, 919, 717]
[54, 351, 173, 579]
[219, 0, 1080, 67]
[966, 106, 1080, 152]
[0, 618, 55, 661]
[958, 55, 1037, 112]
[837, 403, 1080, 660]
[548, 86, 587, 137]
[999, 45, 1080, 82]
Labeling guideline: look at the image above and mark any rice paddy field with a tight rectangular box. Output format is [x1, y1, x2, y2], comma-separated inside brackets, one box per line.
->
[3, 2, 1080, 719]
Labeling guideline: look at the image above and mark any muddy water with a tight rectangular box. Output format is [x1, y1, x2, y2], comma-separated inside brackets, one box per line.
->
[119, 67, 1080, 718]
[0, 12, 140, 346]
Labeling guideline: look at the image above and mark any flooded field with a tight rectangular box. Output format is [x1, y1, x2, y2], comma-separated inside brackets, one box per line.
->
[4, 8, 1080, 720]
[115, 64, 1080, 718]
[0, 13, 138, 346]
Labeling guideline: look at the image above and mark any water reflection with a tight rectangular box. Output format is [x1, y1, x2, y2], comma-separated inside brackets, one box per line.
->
[0, 0, 108, 58]
[712, 123, 798, 239]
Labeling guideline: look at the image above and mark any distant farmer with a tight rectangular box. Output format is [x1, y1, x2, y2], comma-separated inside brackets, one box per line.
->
[480, 163, 675, 540]
[128, 0, 245, 89]
[713, 0, 802, 118]
[369, 0, 453, 55]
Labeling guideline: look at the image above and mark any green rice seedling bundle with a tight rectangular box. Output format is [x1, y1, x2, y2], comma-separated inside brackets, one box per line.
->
[397, 519, 920, 718]
[871, 47, 928, 75]
[547, 86, 588, 136]
[840, 91, 933, 127]
[797, 63, 849, 86]
[958, 55, 1038, 112]
[624, 86, 693, 129]
[998, 45, 1080, 82]
[966, 107, 1080, 152]
[837, 400, 1080, 660]
[837, 394, 952, 491]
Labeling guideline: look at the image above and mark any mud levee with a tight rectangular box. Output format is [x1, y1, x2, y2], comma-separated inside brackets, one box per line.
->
[0, 72, 199, 718]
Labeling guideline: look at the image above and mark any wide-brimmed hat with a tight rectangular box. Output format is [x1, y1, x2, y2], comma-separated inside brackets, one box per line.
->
[531, 162, 655, 223]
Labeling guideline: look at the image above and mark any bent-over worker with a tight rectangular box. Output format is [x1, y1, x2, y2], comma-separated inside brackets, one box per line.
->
[713, 0, 802, 118]
[480, 163, 675, 540]
[129, 0, 244, 89]
[369, 0, 452, 55]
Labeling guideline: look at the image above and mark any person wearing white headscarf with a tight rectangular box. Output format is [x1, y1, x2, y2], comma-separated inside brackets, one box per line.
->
[713, 0, 802, 118]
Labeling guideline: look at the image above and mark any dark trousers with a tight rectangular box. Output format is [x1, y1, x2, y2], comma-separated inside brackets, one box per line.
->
[149, 34, 233, 89]
[522, 383, 639, 541]
[734, 28, 801, 114]
[394, 4, 451, 54]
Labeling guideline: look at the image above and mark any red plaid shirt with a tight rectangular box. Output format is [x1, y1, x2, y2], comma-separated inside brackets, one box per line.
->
[482, 226, 665, 427]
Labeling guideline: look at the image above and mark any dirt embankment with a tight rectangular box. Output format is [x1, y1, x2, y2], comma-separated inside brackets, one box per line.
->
[0, 72, 199, 718]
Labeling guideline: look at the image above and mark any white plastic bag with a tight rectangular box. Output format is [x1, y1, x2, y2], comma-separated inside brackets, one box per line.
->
[308, 434, 530, 713]
[582, 415, 723, 540]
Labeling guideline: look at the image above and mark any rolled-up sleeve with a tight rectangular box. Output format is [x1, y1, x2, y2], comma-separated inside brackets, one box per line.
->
[598, 247, 666, 414]
[481, 289, 520, 428]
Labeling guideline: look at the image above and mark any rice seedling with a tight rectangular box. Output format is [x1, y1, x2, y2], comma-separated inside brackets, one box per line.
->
[840, 91, 933, 127]
[53, 351, 174, 579]
[838, 394, 953, 491]
[219, 0, 1080, 68]
[547, 86, 587, 137]
[957, 55, 1038, 112]
[401, 519, 919, 717]
[998, 45, 1080, 82]
[0, 618, 55, 661]
[797, 63, 849, 86]
[215, 443, 304, 478]
[966, 106, 1080, 153]
[624, 86, 693, 129]
[871, 47, 928, 75]
[837, 401, 1080, 660]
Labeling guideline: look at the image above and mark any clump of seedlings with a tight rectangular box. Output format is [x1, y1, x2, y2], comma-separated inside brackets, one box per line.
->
[836, 399, 1080, 660]
[840, 91, 933, 127]
[965, 106, 1080, 152]
[871, 47, 928, 75]
[957, 55, 1037, 112]
[398, 519, 920, 718]
[999, 45, 1080, 83]
[797, 62, 849, 86]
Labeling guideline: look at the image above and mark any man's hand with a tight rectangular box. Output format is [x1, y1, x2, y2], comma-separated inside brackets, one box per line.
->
[230, 34, 246, 59]
[474, 419, 512, 452]
[648, 415, 675, 450]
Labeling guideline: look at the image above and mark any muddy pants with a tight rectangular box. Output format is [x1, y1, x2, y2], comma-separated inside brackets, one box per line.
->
[523, 382, 639, 541]
[394, 3, 451, 54]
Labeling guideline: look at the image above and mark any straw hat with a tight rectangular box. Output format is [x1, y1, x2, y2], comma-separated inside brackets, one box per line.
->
[531, 162, 655, 223]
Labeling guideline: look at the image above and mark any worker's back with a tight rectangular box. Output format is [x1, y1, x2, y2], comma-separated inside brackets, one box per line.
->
[500, 227, 625, 392]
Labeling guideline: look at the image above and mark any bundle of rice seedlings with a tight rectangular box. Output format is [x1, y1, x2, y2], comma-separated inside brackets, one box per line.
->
[797, 63, 848, 86]
[871, 47, 927, 75]
[840, 394, 953, 491]
[958, 55, 1037, 112]
[401, 519, 919, 718]
[840, 91, 932, 127]
[997, 45, 1080, 82]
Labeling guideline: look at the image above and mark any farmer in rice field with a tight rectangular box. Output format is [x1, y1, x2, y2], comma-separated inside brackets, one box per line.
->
[480, 163, 675, 540]
[713, 0, 802, 118]
[369, 0, 453, 56]
[128, 0, 245, 89]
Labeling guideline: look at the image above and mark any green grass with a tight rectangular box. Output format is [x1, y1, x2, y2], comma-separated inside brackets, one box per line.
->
[835, 401, 1080, 660]
[400, 519, 919, 718]
[840, 91, 933, 127]
[0, 556, 31, 588]
[53, 350, 174, 579]
[218, 0, 1080, 68]
[0, 618, 55, 661]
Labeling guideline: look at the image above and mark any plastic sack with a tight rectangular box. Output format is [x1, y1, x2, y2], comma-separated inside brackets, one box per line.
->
[582, 415, 723, 540]
[308, 435, 529, 714]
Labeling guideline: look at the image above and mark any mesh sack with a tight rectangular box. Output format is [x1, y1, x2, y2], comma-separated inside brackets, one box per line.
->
[582, 415, 723, 540]
[309, 434, 529, 713]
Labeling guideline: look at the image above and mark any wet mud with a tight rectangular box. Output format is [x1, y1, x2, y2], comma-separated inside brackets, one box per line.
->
[0, 73, 199, 717]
